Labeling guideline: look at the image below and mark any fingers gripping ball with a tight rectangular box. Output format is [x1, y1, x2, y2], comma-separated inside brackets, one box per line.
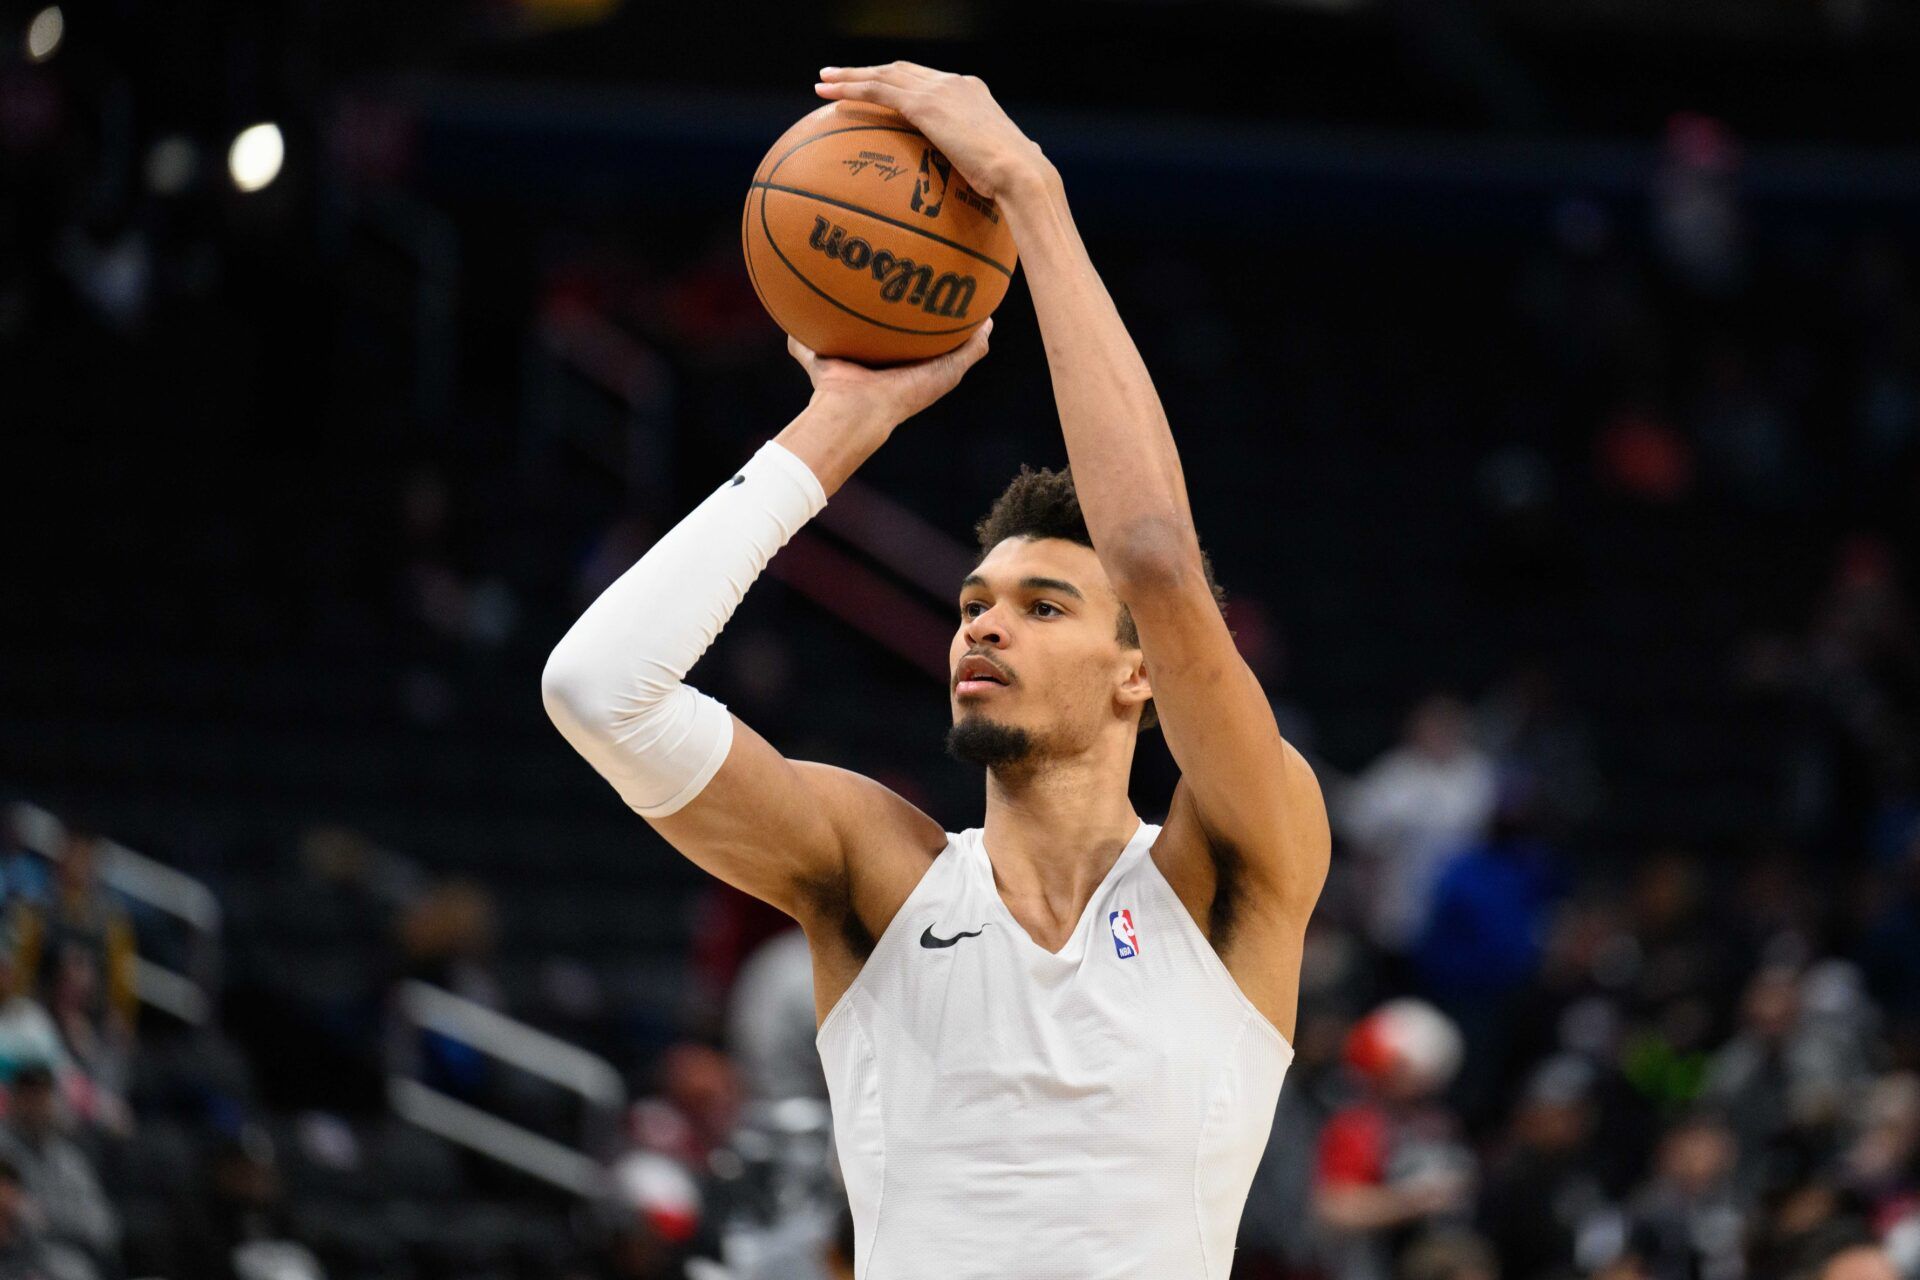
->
[743, 102, 1018, 365]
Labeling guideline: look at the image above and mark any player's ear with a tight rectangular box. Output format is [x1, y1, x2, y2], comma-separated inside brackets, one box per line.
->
[1116, 653, 1152, 714]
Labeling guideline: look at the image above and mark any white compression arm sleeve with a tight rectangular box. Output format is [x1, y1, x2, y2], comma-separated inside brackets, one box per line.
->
[540, 439, 828, 817]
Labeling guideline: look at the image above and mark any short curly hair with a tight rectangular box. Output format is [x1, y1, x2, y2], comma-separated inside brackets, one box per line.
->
[972, 464, 1228, 733]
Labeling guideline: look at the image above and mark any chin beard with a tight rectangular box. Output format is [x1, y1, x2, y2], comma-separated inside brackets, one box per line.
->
[944, 715, 1037, 770]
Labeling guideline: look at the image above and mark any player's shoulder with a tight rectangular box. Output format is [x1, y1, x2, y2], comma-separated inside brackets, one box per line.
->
[790, 760, 949, 864]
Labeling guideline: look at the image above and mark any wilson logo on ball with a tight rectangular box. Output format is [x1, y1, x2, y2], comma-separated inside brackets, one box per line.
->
[807, 216, 977, 319]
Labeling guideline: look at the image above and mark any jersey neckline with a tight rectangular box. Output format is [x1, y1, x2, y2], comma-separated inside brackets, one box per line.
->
[972, 817, 1155, 960]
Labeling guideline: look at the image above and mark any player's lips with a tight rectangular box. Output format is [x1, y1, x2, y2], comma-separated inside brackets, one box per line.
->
[954, 655, 1011, 695]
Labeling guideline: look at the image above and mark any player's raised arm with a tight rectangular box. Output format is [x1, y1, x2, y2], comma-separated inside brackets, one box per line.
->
[819, 64, 1329, 915]
[539, 330, 990, 919]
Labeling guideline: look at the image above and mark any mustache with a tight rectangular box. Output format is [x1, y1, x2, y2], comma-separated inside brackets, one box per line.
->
[953, 653, 1015, 689]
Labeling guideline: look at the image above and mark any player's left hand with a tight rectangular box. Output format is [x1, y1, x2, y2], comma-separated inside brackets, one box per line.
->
[816, 63, 1050, 200]
[788, 321, 992, 431]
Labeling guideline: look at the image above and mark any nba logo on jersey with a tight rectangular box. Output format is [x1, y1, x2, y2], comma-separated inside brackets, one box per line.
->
[1109, 909, 1140, 959]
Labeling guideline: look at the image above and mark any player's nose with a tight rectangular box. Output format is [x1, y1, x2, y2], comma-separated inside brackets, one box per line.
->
[961, 606, 1008, 647]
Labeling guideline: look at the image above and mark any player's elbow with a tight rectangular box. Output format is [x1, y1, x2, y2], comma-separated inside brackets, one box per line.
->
[1106, 520, 1203, 596]
[540, 642, 592, 736]
[542, 637, 681, 743]
[540, 636, 630, 739]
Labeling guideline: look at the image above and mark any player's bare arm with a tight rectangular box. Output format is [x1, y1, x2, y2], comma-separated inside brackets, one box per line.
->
[820, 63, 1332, 1039]
[542, 327, 991, 1021]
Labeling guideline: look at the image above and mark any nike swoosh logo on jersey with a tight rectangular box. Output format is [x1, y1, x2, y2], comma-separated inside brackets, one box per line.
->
[919, 924, 985, 949]
[730, 474, 745, 486]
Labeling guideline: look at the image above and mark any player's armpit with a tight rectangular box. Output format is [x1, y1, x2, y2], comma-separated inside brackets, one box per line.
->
[645, 714, 944, 924]
[1158, 771, 1317, 1042]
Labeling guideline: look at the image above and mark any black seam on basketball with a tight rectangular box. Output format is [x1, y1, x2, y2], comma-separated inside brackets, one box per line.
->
[751, 181, 1015, 279]
[757, 185, 989, 339]
[765, 123, 925, 184]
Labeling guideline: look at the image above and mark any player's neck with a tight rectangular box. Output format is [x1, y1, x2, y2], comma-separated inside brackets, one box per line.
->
[979, 739, 1140, 928]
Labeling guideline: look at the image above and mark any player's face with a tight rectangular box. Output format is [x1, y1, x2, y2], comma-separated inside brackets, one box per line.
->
[949, 537, 1146, 746]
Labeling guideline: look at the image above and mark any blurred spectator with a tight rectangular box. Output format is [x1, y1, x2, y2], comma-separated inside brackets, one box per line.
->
[1478, 1056, 1608, 1280]
[392, 878, 503, 1103]
[0, 946, 66, 1088]
[0, 1065, 116, 1269]
[1340, 695, 1498, 960]
[1622, 852, 1742, 1043]
[9, 830, 136, 1064]
[1239, 1001, 1351, 1279]
[6, 831, 135, 1116]
[572, 1148, 740, 1280]
[394, 878, 500, 1005]
[725, 930, 839, 1235]
[1623, 1111, 1746, 1280]
[1835, 1074, 1920, 1229]
[690, 885, 795, 1027]
[727, 929, 825, 1106]
[297, 825, 425, 920]
[1415, 774, 1566, 1121]
[1700, 966, 1870, 1184]
[1314, 999, 1476, 1280]
[739, 1201, 857, 1280]
[0, 1153, 96, 1280]
[174, 1127, 325, 1280]
[628, 1042, 740, 1170]
[39, 953, 127, 1125]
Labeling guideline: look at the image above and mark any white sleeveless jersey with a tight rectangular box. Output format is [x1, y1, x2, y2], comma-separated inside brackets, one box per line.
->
[816, 819, 1294, 1280]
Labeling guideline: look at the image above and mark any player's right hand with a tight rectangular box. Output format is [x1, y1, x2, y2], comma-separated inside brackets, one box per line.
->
[788, 320, 992, 433]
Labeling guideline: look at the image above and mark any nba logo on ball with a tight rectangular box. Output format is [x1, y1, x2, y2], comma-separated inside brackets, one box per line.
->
[1109, 910, 1140, 960]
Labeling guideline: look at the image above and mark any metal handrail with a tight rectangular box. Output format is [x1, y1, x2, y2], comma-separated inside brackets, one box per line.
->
[388, 1078, 610, 1198]
[395, 979, 625, 1106]
[387, 979, 627, 1196]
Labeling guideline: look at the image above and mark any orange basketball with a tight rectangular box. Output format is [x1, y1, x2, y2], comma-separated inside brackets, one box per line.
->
[743, 101, 1018, 365]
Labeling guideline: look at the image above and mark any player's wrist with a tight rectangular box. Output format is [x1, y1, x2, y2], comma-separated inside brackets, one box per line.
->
[778, 396, 896, 495]
[993, 154, 1063, 216]
[804, 388, 900, 439]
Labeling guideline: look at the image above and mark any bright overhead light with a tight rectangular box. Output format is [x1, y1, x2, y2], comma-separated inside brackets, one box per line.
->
[228, 122, 284, 193]
[25, 6, 63, 62]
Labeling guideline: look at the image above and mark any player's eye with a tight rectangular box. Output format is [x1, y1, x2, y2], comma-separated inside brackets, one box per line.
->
[961, 600, 987, 618]
[1033, 601, 1062, 618]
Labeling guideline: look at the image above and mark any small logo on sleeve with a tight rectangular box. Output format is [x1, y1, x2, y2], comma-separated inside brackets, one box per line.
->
[730, 474, 745, 486]
[1109, 909, 1140, 959]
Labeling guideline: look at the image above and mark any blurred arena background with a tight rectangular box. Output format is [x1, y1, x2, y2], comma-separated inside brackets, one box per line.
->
[3, 1, 1920, 1277]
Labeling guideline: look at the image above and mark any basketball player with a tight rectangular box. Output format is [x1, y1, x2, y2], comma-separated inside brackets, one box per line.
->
[542, 63, 1330, 1278]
